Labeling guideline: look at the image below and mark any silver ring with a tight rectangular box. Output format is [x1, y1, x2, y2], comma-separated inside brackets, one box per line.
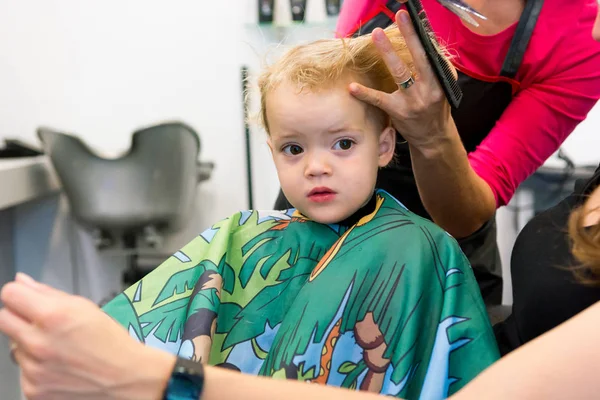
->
[398, 76, 415, 90]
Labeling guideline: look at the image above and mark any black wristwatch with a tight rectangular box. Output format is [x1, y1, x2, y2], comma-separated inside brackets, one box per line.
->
[163, 357, 205, 400]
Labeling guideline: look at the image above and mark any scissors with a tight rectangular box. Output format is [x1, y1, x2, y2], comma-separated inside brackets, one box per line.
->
[436, 0, 487, 27]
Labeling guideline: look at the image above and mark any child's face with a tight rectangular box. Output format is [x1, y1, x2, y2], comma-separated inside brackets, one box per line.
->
[266, 78, 395, 224]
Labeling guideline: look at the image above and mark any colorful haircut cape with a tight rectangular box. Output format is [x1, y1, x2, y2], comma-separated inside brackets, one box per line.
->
[104, 190, 499, 399]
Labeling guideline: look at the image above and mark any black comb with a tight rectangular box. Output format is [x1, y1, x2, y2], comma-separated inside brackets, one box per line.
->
[405, 0, 463, 108]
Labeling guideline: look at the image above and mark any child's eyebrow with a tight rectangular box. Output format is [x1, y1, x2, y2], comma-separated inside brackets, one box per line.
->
[272, 126, 364, 141]
[272, 131, 300, 140]
[327, 126, 364, 134]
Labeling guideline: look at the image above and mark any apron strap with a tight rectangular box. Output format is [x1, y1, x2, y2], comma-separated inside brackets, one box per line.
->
[500, 0, 545, 78]
[352, 0, 402, 37]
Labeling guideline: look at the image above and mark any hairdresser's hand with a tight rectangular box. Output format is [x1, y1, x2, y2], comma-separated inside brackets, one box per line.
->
[0, 273, 175, 400]
[349, 9, 459, 153]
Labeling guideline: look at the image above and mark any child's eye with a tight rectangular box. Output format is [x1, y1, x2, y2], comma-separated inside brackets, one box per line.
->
[333, 139, 354, 151]
[282, 144, 304, 155]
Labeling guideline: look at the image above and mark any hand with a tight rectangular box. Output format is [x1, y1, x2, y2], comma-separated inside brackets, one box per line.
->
[0, 273, 175, 400]
[349, 9, 458, 152]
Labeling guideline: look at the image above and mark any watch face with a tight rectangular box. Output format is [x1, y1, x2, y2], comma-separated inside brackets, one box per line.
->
[165, 359, 204, 400]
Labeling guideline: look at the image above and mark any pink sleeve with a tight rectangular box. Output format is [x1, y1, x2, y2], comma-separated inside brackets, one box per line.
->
[469, 43, 600, 207]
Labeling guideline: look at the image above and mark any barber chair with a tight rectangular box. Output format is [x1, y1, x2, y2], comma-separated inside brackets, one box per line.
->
[38, 122, 214, 287]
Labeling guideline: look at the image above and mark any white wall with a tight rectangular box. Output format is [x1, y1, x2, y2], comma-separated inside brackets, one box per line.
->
[546, 100, 600, 168]
[0, 0, 341, 216]
[0, 0, 249, 230]
[0, 0, 338, 303]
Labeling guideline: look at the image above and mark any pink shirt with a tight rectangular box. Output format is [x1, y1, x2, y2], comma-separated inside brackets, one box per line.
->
[337, 0, 600, 206]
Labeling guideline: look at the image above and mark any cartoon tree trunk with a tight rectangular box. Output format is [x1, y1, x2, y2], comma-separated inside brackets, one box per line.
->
[355, 312, 390, 392]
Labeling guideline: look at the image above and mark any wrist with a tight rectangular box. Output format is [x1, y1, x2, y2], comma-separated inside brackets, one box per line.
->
[149, 350, 178, 400]
[409, 134, 457, 160]
[124, 347, 177, 400]
[407, 117, 460, 159]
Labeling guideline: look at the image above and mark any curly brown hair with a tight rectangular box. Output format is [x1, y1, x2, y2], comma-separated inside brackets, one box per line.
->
[568, 205, 600, 286]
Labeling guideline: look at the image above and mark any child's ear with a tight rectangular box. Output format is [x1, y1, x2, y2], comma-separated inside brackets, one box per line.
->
[378, 126, 396, 167]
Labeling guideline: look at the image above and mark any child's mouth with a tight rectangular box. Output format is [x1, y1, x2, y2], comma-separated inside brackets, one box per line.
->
[307, 187, 336, 203]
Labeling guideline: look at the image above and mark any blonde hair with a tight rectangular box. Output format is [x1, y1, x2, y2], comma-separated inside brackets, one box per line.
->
[257, 25, 416, 134]
[568, 206, 600, 286]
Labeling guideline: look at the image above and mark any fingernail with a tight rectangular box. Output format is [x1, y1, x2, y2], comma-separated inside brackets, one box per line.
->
[15, 273, 38, 288]
[399, 11, 410, 24]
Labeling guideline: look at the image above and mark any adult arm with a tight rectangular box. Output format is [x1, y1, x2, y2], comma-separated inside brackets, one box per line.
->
[2, 274, 600, 399]
[351, 9, 600, 238]
[455, 300, 600, 400]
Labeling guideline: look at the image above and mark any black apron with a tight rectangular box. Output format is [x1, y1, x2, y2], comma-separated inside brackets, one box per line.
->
[274, 0, 544, 305]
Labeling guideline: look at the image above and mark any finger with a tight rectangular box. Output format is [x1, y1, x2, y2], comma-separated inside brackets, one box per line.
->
[15, 273, 42, 289]
[395, 10, 438, 85]
[371, 27, 414, 86]
[20, 372, 39, 400]
[0, 282, 57, 324]
[349, 82, 395, 113]
[0, 308, 35, 343]
[15, 273, 66, 298]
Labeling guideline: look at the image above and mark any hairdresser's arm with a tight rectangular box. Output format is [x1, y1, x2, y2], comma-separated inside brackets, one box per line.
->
[349, 10, 495, 238]
[407, 121, 496, 238]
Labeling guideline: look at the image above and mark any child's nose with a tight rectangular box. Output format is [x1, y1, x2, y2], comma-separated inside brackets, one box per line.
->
[304, 151, 332, 177]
